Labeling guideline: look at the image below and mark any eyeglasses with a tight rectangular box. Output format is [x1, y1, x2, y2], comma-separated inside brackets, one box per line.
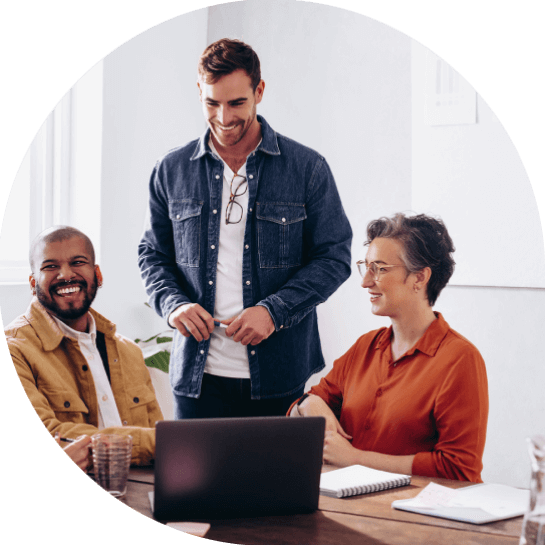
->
[226, 174, 248, 225]
[356, 260, 406, 280]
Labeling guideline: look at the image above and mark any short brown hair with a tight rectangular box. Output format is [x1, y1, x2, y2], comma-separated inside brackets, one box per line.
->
[198, 38, 261, 90]
[365, 213, 455, 306]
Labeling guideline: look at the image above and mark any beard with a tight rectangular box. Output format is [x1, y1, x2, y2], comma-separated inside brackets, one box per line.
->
[210, 103, 257, 148]
[36, 275, 98, 322]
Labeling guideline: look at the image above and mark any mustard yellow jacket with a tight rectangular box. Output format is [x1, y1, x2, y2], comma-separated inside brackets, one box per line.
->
[6, 299, 163, 465]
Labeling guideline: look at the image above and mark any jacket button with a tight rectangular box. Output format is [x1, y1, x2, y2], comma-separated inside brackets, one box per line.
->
[123, 421, 128, 426]
[213, 209, 217, 214]
[216, 175, 220, 179]
[251, 350, 255, 355]
[176, 214, 180, 219]
[209, 280, 213, 285]
[64, 401, 70, 408]
[249, 174, 254, 179]
[133, 397, 139, 404]
[245, 245, 249, 250]
[246, 280, 251, 285]
[82, 365, 88, 371]
[282, 218, 286, 222]
[211, 245, 215, 249]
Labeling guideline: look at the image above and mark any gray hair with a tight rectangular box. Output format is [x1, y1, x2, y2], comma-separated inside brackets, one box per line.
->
[365, 213, 455, 306]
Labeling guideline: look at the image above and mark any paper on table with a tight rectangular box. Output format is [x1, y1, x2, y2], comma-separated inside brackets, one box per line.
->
[448, 484, 529, 518]
[400, 483, 530, 518]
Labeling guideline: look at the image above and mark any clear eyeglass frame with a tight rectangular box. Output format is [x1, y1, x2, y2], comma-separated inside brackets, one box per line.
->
[356, 260, 406, 280]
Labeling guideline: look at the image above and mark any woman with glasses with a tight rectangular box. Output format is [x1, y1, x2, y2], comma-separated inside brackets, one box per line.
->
[290, 213, 488, 482]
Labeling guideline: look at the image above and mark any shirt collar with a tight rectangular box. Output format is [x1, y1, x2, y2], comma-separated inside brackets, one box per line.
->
[52, 312, 97, 343]
[191, 115, 280, 161]
[375, 312, 450, 358]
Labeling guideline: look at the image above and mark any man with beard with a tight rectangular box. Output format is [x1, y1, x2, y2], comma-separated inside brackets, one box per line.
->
[139, 39, 352, 419]
[6, 226, 163, 467]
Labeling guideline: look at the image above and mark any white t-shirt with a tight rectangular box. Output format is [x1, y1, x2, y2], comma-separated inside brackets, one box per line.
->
[204, 140, 252, 378]
[53, 313, 122, 428]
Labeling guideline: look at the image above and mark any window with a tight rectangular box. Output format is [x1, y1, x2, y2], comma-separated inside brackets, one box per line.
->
[0, 62, 103, 283]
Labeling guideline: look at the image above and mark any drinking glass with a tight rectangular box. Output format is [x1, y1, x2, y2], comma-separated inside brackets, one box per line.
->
[92, 434, 133, 498]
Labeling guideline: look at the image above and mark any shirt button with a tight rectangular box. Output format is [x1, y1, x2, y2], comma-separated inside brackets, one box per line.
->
[282, 218, 286, 223]
[213, 209, 218, 214]
[133, 397, 140, 404]
[211, 245, 215, 249]
[113, 359, 118, 363]
[123, 420, 128, 426]
[102, 395, 108, 401]
[209, 280, 213, 285]
[246, 280, 251, 285]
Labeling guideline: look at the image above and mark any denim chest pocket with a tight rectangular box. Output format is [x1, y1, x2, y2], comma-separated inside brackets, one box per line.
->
[169, 199, 203, 267]
[256, 202, 307, 268]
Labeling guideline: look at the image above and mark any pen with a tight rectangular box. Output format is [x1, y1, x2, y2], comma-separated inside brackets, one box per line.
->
[54, 432, 75, 443]
[214, 320, 228, 329]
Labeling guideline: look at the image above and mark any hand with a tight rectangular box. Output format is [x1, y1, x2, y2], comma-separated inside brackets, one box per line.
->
[168, 303, 214, 342]
[297, 395, 352, 440]
[56, 435, 92, 472]
[224, 306, 275, 346]
[323, 430, 359, 467]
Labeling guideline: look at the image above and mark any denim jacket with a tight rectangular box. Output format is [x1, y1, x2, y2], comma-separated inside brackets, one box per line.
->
[138, 116, 352, 399]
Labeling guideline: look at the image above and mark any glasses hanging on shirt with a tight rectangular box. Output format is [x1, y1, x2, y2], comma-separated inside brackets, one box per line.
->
[225, 174, 248, 225]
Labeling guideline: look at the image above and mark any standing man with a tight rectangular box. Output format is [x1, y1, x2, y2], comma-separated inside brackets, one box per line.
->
[138, 38, 352, 419]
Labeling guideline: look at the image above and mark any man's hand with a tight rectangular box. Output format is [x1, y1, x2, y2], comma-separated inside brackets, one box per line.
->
[224, 306, 275, 346]
[168, 303, 215, 342]
[56, 435, 92, 472]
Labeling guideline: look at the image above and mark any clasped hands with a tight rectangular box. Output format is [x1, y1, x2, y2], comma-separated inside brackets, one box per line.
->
[297, 395, 360, 467]
[168, 302, 275, 346]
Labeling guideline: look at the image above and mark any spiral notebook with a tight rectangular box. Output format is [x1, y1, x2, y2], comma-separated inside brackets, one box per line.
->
[320, 465, 411, 498]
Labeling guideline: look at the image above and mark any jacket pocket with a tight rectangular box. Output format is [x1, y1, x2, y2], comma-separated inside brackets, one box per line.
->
[126, 385, 158, 427]
[169, 199, 203, 267]
[45, 390, 90, 424]
[256, 202, 307, 268]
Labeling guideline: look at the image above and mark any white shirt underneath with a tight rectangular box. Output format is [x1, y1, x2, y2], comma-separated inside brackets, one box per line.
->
[204, 140, 251, 378]
[53, 313, 122, 428]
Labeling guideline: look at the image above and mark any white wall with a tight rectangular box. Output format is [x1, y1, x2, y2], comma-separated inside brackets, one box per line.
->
[1, 1, 543, 489]
[94, 8, 209, 339]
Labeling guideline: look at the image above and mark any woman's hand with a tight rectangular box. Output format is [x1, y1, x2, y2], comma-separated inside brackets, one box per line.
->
[323, 430, 360, 467]
[295, 394, 352, 440]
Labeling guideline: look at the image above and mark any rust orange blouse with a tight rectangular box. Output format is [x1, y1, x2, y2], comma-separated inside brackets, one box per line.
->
[308, 313, 488, 482]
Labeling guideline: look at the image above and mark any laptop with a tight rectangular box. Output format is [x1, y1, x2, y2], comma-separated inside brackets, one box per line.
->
[152, 416, 325, 521]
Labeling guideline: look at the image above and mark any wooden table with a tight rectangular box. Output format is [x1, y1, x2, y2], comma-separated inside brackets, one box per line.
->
[121, 467, 523, 544]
